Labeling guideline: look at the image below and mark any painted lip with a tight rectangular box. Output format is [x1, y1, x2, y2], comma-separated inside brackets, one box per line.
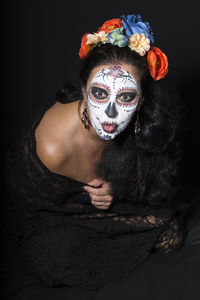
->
[101, 122, 117, 133]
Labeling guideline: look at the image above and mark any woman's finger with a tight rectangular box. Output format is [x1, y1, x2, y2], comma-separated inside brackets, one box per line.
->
[92, 201, 110, 207]
[91, 203, 110, 210]
[83, 186, 108, 196]
[90, 194, 112, 202]
[87, 178, 104, 187]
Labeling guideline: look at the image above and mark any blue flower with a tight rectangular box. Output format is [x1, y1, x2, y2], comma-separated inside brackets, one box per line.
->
[121, 14, 154, 44]
[108, 27, 129, 47]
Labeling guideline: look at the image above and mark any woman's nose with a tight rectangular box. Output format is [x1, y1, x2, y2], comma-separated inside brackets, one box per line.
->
[105, 102, 118, 118]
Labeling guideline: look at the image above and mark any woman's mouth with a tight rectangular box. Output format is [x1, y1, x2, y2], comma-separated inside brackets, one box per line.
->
[101, 122, 117, 133]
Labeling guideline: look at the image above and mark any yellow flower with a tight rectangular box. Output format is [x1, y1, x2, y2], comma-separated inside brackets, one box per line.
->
[86, 31, 108, 45]
[129, 33, 150, 56]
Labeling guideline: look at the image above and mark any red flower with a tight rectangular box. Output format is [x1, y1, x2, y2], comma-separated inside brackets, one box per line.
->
[147, 47, 168, 80]
[97, 18, 123, 34]
[79, 33, 92, 60]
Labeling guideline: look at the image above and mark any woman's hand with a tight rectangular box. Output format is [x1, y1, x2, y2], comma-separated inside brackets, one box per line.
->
[83, 178, 113, 210]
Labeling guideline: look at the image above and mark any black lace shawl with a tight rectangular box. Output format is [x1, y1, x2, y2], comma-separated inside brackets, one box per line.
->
[3, 101, 184, 290]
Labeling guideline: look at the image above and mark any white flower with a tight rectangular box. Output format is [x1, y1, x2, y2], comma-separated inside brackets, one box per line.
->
[129, 33, 150, 56]
[97, 31, 109, 44]
[86, 31, 108, 45]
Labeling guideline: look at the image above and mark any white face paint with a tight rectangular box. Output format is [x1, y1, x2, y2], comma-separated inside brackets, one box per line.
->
[87, 66, 139, 140]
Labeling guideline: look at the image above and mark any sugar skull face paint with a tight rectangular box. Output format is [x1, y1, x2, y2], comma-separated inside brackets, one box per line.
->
[87, 66, 139, 140]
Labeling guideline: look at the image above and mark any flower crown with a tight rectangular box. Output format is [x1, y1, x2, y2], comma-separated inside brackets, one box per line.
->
[79, 14, 168, 81]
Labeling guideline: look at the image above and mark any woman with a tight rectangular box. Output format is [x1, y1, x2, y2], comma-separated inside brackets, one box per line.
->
[2, 14, 197, 299]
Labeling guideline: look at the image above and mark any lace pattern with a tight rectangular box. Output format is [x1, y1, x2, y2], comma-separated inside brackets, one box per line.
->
[3, 102, 183, 289]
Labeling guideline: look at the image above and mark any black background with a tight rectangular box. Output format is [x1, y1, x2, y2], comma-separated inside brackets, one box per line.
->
[2, 0, 200, 188]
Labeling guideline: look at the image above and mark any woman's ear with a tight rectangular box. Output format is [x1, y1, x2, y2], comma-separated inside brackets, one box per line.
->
[82, 86, 87, 100]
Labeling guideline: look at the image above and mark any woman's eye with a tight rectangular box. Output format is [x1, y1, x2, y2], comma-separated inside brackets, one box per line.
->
[91, 87, 108, 100]
[117, 92, 137, 103]
[96, 91, 105, 97]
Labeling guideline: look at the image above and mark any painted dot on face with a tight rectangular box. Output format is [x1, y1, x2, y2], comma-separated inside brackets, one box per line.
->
[87, 66, 139, 140]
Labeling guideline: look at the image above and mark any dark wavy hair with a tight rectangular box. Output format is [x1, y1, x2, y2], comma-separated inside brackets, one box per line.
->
[56, 44, 183, 208]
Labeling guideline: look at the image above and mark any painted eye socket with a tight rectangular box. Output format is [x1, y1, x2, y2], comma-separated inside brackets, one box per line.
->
[90, 86, 108, 100]
[117, 92, 138, 104]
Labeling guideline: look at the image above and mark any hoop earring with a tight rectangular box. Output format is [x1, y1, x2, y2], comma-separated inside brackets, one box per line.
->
[134, 113, 141, 140]
[78, 99, 91, 130]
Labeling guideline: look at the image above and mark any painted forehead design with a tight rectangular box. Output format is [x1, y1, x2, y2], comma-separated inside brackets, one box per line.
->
[90, 66, 138, 89]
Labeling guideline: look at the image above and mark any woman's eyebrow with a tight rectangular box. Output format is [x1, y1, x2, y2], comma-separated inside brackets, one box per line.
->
[90, 82, 111, 93]
[116, 87, 137, 94]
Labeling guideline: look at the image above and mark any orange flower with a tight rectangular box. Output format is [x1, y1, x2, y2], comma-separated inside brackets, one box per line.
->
[97, 18, 123, 34]
[147, 47, 168, 80]
[79, 33, 92, 60]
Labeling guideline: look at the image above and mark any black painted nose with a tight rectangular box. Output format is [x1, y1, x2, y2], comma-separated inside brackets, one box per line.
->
[105, 102, 118, 118]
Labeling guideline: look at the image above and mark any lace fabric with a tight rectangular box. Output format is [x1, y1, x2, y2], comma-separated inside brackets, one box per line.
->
[3, 101, 183, 289]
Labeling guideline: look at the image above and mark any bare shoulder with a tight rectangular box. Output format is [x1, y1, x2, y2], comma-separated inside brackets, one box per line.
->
[35, 101, 79, 173]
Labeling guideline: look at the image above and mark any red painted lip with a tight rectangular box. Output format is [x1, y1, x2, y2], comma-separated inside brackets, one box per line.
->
[101, 122, 117, 133]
